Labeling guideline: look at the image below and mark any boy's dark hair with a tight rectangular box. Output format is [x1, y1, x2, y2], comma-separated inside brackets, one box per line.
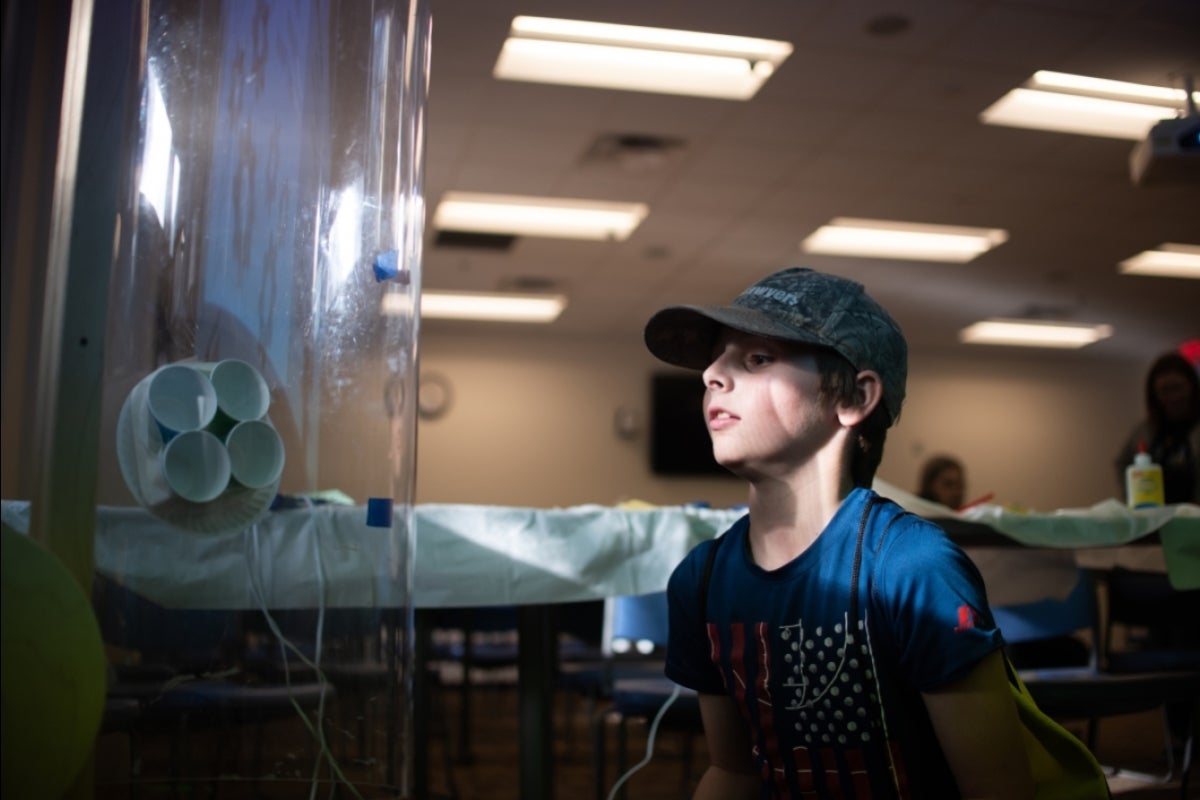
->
[813, 348, 890, 487]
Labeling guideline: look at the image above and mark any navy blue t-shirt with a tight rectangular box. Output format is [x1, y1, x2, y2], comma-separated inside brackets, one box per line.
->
[665, 488, 1002, 798]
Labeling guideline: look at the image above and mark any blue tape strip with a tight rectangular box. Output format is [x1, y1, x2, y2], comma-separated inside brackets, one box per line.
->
[373, 251, 400, 282]
[366, 497, 393, 528]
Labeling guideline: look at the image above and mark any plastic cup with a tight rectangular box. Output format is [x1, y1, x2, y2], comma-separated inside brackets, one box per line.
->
[161, 430, 231, 503]
[225, 419, 285, 489]
[146, 364, 217, 441]
[208, 359, 270, 438]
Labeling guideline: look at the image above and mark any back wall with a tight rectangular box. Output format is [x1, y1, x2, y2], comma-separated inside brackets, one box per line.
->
[389, 329, 1145, 512]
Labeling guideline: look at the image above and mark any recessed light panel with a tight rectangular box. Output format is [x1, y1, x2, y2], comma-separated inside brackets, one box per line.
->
[980, 70, 1198, 140]
[433, 192, 648, 241]
[959, 319, 1113, 349]
[1118, 244, 1200, 279]
[493, 16, 793, 100]
[800, 218, 1008, 262]
[383, 290, 568, 323]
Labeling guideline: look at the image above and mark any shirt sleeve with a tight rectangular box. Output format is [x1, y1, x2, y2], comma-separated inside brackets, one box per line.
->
[871, 517, 1004, 691]
[664, 538, 728, 694]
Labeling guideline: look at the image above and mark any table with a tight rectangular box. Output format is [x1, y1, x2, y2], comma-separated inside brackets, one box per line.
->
[4, 487, 1195, 611]
[3, 487, 1197, 800]
[1, 498, 742, 799]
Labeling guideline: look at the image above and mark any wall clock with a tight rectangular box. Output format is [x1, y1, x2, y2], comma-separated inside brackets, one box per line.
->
[417, 372, 452, 420]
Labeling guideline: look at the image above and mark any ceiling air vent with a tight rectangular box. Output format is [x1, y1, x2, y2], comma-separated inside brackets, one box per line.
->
[581, 133, 687, 174]
[433, 230, 517, 250]
[498, 276, 561, 293]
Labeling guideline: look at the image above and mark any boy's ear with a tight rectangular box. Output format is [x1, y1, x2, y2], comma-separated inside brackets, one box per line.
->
[836, 370, 883, 427]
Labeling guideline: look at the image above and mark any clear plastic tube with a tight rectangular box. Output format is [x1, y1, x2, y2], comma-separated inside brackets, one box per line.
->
[91, 0, 430, 794]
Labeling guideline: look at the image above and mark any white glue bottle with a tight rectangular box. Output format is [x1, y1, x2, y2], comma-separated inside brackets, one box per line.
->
[1125, 441, 1165, 509]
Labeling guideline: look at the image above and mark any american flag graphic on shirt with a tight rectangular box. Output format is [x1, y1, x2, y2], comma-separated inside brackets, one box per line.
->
[707, 612, 910, 799]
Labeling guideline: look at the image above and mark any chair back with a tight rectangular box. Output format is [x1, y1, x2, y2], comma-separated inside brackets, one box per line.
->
[1102, 567, 1200, 672]
[992, 569, 1099, 670]
[93, 573, 245, 673]
[604, 592, 669, 657]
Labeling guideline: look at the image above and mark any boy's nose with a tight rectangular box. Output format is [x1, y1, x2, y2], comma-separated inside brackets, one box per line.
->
[702, 361, 727, 391]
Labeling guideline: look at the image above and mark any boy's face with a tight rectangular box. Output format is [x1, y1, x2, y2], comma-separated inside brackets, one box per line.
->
[701, 329, 838, 476]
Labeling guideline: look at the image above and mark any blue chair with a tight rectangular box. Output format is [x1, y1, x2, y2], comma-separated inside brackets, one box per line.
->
[1101, 568, 1200, 674]
[591, 592, 701, 800]
[996, 568, 1198, 795]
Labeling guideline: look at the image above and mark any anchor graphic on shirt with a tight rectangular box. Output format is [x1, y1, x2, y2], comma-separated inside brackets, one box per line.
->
[953, 604, 979, 633]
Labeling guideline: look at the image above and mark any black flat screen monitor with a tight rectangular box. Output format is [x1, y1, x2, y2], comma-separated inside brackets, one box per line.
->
[650, 373, 735, 478]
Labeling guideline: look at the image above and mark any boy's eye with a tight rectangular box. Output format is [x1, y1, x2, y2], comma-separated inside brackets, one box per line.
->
[748, 353, 773, 367]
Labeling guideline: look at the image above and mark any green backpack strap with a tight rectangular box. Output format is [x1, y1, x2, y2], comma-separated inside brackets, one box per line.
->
[1002, 657, 1111, 798]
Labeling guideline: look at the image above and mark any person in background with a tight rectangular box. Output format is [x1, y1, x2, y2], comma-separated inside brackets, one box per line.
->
[1113, 351, 1200, 755]
[643, 267, 1044, 798]
[1115, 351, 1200, 504]
[917, 454, 967, 509]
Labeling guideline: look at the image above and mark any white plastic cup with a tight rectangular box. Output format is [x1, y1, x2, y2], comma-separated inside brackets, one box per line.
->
[146, 364, 217, 442]
[208, 359, 270, 437]
[161, 430, 231, 503]
[225, 419, 285, 489]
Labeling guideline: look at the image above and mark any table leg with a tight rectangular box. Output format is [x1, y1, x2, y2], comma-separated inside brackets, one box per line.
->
[518, 604, 556, 800]
[412, 609, 432, 798]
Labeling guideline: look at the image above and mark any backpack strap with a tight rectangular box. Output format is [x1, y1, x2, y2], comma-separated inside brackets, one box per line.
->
[849, 495, 879, 624]
[700, 528, 724, 621]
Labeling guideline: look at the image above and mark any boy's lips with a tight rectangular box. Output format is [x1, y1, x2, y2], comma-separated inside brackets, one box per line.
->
[707, 406, 738, 431]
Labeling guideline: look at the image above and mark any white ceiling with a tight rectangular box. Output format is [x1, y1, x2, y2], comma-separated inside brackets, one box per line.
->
[420, 0, 1199, 363]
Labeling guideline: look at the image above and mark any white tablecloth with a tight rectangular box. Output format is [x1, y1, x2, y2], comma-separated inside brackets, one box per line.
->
[3, 485, 1196, 610]
[1, 500, 741, 609]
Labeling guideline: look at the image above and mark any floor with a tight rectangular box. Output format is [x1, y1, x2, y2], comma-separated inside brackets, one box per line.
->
[93, 677, 1196, 799]
[431, 683, 1192, 800]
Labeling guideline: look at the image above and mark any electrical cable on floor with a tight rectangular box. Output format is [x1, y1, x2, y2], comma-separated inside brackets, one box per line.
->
[605, 684, 682, 800]
[246, 508, 365, 800]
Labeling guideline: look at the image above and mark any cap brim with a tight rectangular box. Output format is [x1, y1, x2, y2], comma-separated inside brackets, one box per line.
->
[644, 305, 827, 370]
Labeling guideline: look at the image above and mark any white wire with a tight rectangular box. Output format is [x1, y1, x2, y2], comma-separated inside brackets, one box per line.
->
[605, 683, 682, 800]
[245, 506, 364, 800]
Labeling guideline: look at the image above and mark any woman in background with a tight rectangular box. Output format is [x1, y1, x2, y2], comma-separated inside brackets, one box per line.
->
[917, 454, 966, 510]
[1115, 351, 1200, 504]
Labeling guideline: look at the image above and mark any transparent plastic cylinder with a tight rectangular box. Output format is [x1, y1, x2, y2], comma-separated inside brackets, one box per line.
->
[90, 0, 429, 795]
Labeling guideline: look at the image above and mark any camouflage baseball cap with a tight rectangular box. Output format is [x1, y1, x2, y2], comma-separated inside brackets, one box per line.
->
[643, 267, 907, 424]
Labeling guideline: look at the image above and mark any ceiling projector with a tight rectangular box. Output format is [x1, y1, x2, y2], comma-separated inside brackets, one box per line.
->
[1130, 115, 1200, 186]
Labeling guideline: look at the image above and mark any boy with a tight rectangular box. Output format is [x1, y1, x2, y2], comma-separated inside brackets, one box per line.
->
[643, 267, 1033, 798]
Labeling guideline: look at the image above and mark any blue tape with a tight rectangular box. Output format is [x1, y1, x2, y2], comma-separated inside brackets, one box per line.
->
[373, 251, 401, 282]
[366, 497, 393, 528]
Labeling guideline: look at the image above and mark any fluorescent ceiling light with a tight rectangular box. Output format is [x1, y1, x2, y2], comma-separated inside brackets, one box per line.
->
[959, 319, 1113, 349]
[433, 191, 648, 241]
[382, 290, 567, 323]
[800, 217, 1009, 263]
[493, 16, 793, 100]
[981, 70, 1199, 140]
[1118, 243, 1200, 279]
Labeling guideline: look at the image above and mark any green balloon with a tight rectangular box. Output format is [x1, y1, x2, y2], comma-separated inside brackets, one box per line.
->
[2, 525, 107, 799]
